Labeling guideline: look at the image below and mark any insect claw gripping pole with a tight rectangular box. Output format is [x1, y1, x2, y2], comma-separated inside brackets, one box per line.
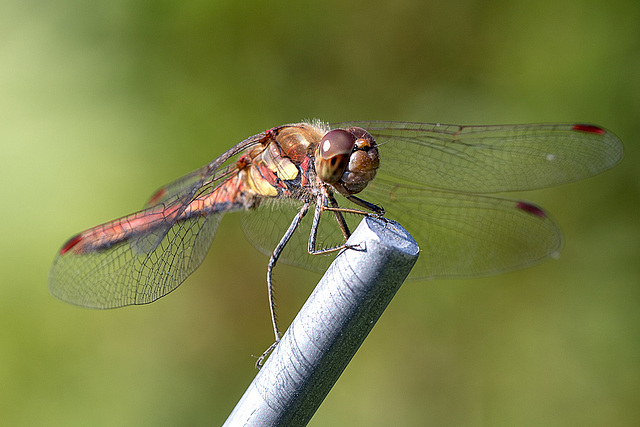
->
[224, 217, 419, 426]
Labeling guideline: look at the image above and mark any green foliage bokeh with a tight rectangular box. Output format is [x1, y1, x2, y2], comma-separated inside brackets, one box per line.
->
[1, 0, 638, 425]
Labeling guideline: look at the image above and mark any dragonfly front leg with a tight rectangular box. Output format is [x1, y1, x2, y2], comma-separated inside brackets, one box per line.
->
[328, 193, 352, 241]
[308, 193, 367, 256]
[257, 202, 311, 369]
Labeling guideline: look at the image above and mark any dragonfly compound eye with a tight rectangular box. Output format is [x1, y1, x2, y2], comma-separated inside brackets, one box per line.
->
[339, 127, 379, 194]
[315, 129, 356, 184]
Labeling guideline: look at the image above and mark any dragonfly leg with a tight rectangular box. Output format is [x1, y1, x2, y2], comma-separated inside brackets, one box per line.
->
[344, 193, 385, 215]
[309, 191, 389, 257]
[256, 201, 311, 369]
[328, 193, 352, 241]
[334, 182, 385, 215]
[308, 194, 366, 255]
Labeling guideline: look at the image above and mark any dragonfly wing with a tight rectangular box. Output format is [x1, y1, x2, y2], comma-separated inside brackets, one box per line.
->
[334, 121, 623, 193]
[360, 179, 563, 279]
[144, 132, 268, 207]
[49, 210, 224, 308]
[49, 131, 273, 308]
[144, 163, 213, 207]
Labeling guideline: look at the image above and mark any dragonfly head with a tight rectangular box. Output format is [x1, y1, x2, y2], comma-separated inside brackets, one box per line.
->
[315, 127, 379, 194]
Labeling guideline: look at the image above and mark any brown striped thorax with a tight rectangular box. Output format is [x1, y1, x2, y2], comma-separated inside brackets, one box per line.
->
[235, 123, 380, 201]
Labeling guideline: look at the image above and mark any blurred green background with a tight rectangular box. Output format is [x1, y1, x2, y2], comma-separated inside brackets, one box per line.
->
[2, 0, 638, 425]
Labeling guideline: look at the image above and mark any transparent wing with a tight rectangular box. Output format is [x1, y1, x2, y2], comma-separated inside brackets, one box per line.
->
[360, 179, 562, 279]
[143, 132, 268, 207]
[335, 121, 623, 193]
[242, 178, 563, 279]
[49, 132, 268, 309]
[49, 210, 224, 308]
[144, 163, 213, 208]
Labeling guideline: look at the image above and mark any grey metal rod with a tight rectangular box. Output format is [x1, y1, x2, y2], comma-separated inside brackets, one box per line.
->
[223, 217, 419, 427]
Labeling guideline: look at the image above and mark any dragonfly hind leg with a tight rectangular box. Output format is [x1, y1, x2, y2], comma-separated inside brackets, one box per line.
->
[255, 192, 382, 368]
[256, 201, 311, 369]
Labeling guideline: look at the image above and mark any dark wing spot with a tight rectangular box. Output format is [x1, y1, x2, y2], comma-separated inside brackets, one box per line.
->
[59, 234, 83, 255]
[572, 124, 606, 135]
[516, 201, 546, 218]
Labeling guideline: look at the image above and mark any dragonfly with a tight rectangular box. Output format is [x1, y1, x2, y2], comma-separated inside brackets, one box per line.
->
[49, 120, 623, 365]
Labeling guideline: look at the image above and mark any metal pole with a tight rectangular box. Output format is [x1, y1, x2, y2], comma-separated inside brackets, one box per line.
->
[223, 217, 419, 426]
